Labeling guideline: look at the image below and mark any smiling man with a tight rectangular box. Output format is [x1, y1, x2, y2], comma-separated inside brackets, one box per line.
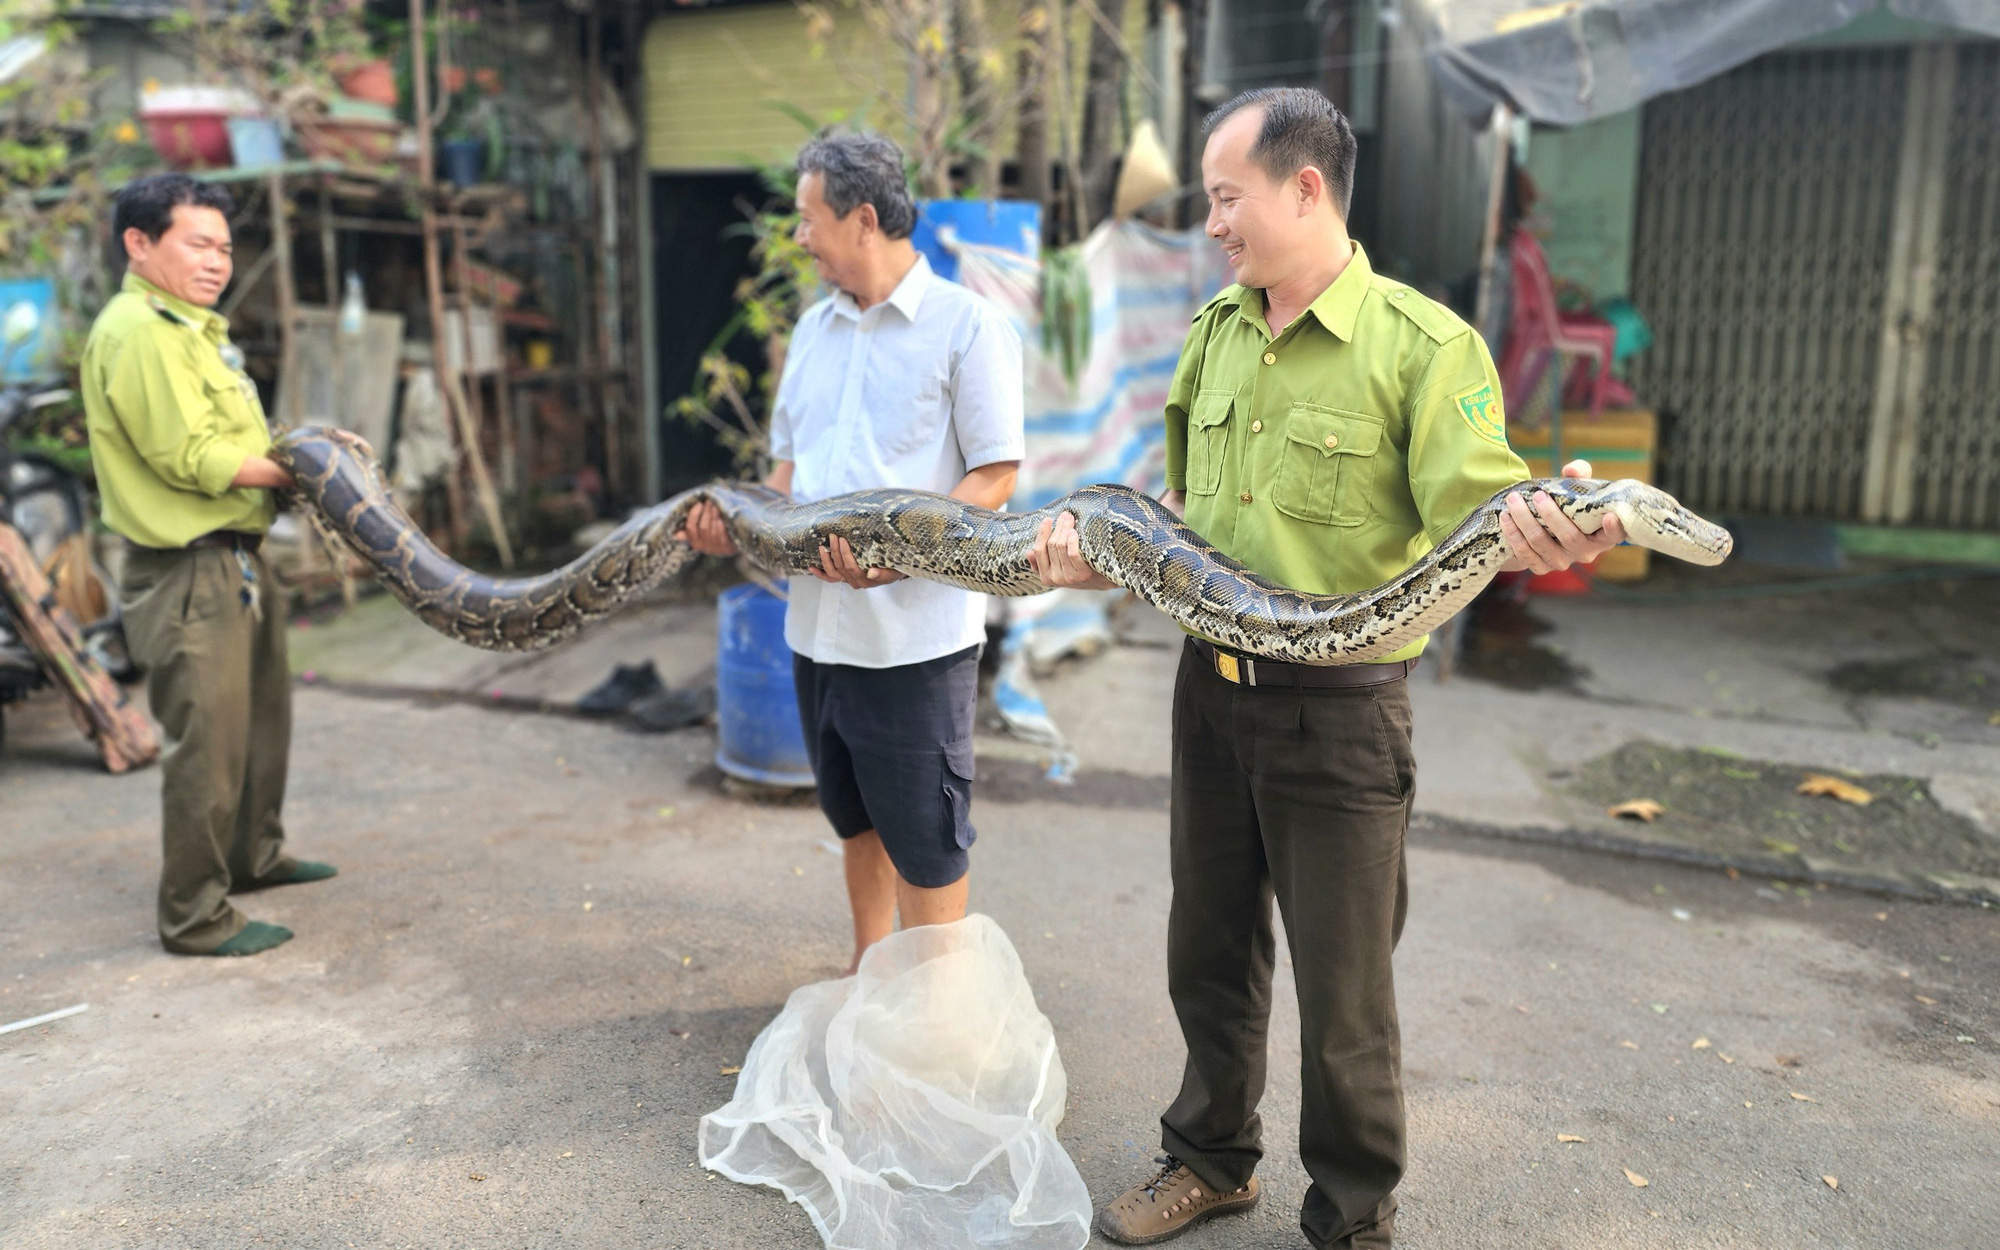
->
[1033, 89, 1622, 1247]
[678, 129, 1024, 974]
[82, 173, 333, 958]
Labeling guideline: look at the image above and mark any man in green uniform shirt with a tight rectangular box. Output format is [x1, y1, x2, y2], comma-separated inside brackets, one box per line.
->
[83, 173, 336, 958]
[1032, 90, 1623, 1247]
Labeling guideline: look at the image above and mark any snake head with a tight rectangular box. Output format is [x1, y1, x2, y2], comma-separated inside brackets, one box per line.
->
[1580, 479, 1734, 567]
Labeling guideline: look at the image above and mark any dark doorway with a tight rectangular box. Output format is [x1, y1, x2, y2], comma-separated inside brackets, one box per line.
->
[650, 171, 769, 494]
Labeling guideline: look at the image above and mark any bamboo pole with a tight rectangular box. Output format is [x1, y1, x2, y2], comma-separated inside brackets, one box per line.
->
[582, 8, 622, 504]
[409, 0, 468, 550]
[1472, 103, 1513, 347]
[268, 172, 298, 426]
[319, 177, 343, 431]
[412, 0, 512, 567]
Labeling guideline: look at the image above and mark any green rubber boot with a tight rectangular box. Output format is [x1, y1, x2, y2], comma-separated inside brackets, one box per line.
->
[237, 861, 338, 893]
[206, 921, 294, 957]
[274, 860, 338, 885]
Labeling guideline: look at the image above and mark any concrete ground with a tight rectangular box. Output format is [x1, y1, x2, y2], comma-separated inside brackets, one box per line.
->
[2, 574, 1997, 1248]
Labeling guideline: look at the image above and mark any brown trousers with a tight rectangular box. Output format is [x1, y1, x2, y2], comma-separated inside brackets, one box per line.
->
[120, 546, 293, 953]
[1162, 639, 1415, 1250]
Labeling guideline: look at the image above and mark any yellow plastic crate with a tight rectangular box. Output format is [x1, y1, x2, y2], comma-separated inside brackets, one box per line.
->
[1509, 409, 1657, 582]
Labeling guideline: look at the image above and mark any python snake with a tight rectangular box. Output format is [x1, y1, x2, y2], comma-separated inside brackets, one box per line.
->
[273, 427, 1731, 665]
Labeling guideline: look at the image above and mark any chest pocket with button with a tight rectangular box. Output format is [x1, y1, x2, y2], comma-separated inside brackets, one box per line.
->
[1185, 389, 1235, 496]
[1273, 403, 1383, 526]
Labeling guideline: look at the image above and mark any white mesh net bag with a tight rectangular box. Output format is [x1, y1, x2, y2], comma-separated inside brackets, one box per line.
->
[698, 914, 1090, 1250]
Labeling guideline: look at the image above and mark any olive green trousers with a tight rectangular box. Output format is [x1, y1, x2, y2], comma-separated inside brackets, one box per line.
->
[1162, 639, 1415, 1249]
[121, 546, 294, 953]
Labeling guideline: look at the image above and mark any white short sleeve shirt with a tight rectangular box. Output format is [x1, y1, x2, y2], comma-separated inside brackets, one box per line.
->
[767, 253, 1025, 669]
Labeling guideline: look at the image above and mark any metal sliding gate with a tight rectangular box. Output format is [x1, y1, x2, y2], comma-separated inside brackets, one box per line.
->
[1911, 43, 2000, 532]
[1630, 41, 2000, 532]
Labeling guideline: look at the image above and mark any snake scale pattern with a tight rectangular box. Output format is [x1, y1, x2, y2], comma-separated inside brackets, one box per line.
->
[273, 427, 1732, 665]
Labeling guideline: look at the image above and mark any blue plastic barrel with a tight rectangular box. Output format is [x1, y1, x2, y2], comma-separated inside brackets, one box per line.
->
[715, 581, 815, 787]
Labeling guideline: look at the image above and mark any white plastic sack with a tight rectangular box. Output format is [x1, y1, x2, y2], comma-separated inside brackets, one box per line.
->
[698, 915, 1090, 1250]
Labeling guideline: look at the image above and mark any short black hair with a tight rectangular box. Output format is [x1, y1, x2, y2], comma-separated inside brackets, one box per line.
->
[113, 173, 235, 251]
[795, 128, 917, 240]
[1203, 87, 1358, 219]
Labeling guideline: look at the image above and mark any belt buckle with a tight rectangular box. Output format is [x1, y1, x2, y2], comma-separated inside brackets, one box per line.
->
[1214, 651, 1241, 684]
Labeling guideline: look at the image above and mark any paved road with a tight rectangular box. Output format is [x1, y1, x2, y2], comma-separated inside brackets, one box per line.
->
[2, 673, 1995, 1248]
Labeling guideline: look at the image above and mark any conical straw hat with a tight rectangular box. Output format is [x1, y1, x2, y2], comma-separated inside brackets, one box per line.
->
[1113, 118, 1179, 218]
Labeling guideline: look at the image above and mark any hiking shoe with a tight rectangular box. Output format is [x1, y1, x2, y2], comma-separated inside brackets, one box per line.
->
[577, 661, 665, 716]
[1097, 1155, 1259, 1245]
[630, 683, 716, 733]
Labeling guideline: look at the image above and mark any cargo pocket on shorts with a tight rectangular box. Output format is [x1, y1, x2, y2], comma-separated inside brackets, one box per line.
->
[943, 737, 977, 850]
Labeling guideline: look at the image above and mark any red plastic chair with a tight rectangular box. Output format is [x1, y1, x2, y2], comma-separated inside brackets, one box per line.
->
[1497, 228, 1617, 423]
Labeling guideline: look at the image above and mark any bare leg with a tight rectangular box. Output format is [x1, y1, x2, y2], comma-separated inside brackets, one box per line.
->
[843, 830, 897, 974]
[896, 871, 970, 930]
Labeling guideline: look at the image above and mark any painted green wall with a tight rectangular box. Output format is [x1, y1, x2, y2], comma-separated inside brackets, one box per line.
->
[1523, 108, 1641, 302]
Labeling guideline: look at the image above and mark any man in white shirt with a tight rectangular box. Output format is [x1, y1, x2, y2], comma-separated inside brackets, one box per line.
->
[681, 129, 1025, 974]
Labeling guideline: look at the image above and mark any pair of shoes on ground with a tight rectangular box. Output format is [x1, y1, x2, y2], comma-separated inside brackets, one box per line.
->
[577, 660, 716, 732]
[190, 860, 339, 957]
[1098, 1154, 1260, 1245]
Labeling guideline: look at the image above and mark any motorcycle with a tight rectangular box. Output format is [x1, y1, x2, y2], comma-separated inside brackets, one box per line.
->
[0, 299, 134, 747]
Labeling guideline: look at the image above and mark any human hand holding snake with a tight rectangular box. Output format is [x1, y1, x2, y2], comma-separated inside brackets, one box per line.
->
[1498, 459, 1628, 574]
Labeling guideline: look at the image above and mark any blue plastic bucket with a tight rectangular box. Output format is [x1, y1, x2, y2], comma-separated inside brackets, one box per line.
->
[439, 137, 486, 187]
[715, 581, 815, 787]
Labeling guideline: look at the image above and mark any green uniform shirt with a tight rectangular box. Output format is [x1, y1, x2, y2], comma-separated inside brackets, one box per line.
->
[82, 273, 275, 549]
[1164, 241, 1529, 662]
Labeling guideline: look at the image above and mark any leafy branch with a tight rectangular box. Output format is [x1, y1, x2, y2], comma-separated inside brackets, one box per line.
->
[671, 126, 821, 475]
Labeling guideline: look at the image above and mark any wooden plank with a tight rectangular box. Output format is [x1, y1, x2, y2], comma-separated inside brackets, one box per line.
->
[0, 524, 158, 773]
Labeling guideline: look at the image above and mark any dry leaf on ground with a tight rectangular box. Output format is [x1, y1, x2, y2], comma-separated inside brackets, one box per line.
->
[1624, 1168, 1650, 1188]
[1797, 774, 1873, 805]
[1789, 1091, 1815, 1102]
[1822, 1175, 1839, 1190]
[1558, 1134, 1587, 1143]
[1691, 1037, 1711, 1050]
[1916, 995, 1938, 1005]
[1608, 799, 1665, 822]
[720, 1065, 743, 1075]
[1620, 1040, 1640, 1050]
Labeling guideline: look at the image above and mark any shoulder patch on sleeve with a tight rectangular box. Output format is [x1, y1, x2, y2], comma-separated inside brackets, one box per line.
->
[1454, 381, 1507, 445]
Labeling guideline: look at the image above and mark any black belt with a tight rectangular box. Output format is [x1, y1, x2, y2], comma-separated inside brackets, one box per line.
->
[174, 530, 264, 554]
[1191, 638, 1416, 689]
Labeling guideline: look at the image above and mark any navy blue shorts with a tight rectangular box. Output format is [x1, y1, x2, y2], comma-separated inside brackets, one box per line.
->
[792, 645, 980, 889]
